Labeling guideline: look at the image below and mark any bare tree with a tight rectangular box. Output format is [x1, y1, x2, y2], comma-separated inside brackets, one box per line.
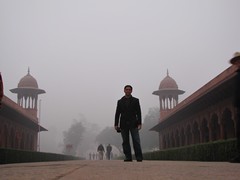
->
[141, 107, 159, 152]
[62, 120, 85, 156]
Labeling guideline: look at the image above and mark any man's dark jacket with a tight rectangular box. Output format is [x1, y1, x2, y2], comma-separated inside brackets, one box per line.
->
[235, 69, 240, 108]
[114, 96, 142, 129]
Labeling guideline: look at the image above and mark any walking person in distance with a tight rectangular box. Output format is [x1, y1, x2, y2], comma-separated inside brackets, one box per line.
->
[114, 85, 143, 162]
[106, 144, 112, 160]
[97, 144, 105, 160]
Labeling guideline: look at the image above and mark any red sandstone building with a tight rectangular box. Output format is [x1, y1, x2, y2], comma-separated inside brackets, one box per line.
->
[0, 69, 46, 151]
[151, 65, 238, 150]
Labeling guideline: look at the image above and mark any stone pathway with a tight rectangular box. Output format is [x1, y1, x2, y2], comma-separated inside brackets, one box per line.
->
[0, 160, 240, 180]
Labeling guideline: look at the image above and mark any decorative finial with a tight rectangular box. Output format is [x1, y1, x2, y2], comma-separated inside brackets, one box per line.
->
[28, 67, 30, 75]
[167, 69, 169, 76]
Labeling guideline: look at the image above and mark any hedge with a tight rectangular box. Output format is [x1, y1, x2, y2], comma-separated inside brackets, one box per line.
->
[0, 148, 83, 164]
[143, 139, 238, 161]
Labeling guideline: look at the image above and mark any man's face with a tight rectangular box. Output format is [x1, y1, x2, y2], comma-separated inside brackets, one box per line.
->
[124, 87, 132, 96]
[235, 61, 240, 68]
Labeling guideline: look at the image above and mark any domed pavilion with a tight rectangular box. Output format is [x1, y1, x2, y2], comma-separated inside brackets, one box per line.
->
[153, 70, 185, 121]
[10, 68, 46, 118]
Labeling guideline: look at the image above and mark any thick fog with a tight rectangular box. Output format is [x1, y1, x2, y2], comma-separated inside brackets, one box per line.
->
[1, 0, 240, 156]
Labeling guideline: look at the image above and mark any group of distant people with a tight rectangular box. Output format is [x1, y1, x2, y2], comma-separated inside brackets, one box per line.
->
[88, 152, 98, 160]
[98, 144, 113, 160]
[89, 144, 113, 160]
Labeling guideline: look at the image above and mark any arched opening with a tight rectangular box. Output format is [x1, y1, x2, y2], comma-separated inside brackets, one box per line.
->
[175, 129, 180, 147]
[210, 114, 220, 141]
[4, 125, 8, 147]
[186, 124, 192, 145]
[0, 125, 2, 147]
[15, 130, 18, 149]
[193, 121, 200, 144]
[166, 133, 170, 149]
[222, 108, 235, 139]
[10, 128, 15, 148]
[20, 132, 25, 149]
[171, 132, 175, 148]
[180, 127, 185, 146]
[201, 119, 209, 143]
[162, 135, 166, 149]
[30, 135, 33, 150]
[26, 134, 29, 150]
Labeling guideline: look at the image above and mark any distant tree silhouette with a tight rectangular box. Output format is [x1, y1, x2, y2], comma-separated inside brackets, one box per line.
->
[140, 107, 159, 152]
[62, 120, 85, 156]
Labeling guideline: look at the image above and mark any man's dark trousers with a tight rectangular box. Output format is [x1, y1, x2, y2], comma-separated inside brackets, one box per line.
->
[121, 127, 143, 161]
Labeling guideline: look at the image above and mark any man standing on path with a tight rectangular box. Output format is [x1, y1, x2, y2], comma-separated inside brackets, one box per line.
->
[230, 52, 240, 163]
[114, 85, 143, 162]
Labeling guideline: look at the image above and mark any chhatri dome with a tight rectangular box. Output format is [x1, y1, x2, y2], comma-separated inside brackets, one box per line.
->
[153, 70, 184, 95]
[11, 68, 45, 94]
[159, 70, 178, 90]
[18, 68, 39, 88]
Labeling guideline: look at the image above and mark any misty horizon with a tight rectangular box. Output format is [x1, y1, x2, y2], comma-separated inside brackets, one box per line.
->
[1, 0, 239, 155]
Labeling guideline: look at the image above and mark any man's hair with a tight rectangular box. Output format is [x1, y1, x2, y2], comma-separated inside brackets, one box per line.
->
[124, 85, 133, 90]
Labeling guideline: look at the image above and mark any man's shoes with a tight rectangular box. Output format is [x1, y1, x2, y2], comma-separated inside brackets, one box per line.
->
[124, 159, 132, 162]
[137, 159, 142, 162]
[230, 154, 240, 163]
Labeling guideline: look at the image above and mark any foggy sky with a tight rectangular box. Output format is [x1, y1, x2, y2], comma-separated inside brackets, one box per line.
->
[1, 0, 240, 153]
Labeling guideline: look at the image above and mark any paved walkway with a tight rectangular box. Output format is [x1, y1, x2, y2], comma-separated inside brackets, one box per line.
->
[0, 160, 240, 180]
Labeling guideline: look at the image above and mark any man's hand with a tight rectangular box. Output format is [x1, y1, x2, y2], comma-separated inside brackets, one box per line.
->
[137, 124, 142, 130]
[115, 126, 121, 133]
